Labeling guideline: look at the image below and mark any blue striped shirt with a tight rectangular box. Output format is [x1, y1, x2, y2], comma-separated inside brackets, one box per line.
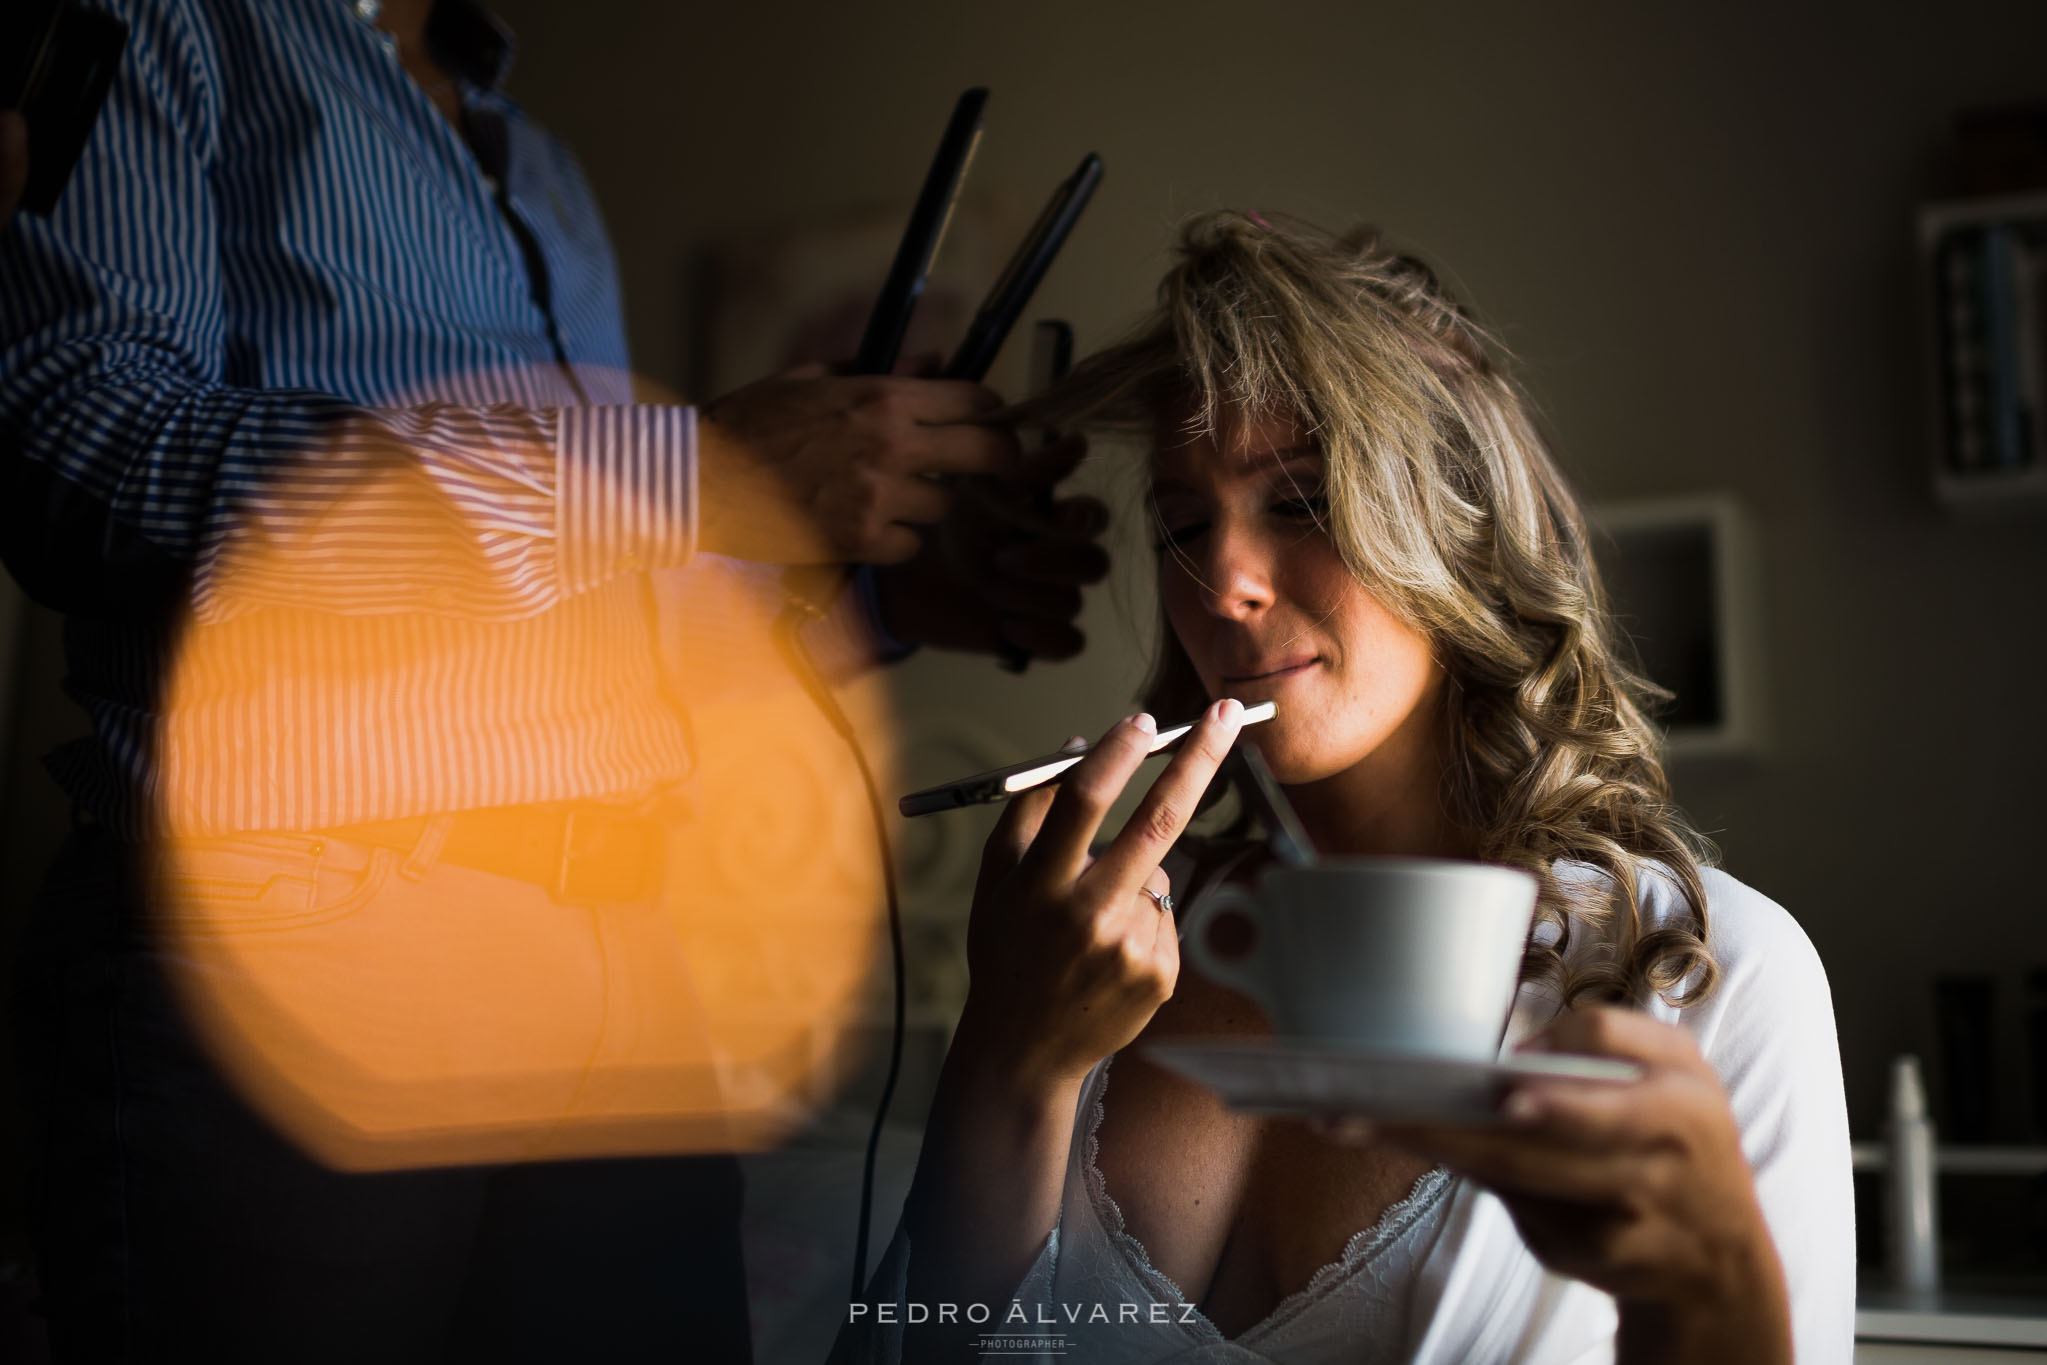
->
[0, 0, 827, 834]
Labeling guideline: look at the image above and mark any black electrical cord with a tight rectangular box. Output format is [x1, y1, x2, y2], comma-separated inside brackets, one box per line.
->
[771, 595, 906, 1308]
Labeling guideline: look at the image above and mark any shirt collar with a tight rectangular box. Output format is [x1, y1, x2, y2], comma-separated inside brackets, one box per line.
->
[349, 0, 516, 92]
[426, 0, 516, 92]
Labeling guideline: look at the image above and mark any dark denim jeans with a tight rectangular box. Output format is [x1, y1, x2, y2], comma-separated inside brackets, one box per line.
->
[14, 827, 753, 1364]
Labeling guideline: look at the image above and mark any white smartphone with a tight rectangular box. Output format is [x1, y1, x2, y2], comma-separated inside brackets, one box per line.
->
[898, 700, 1276, 818]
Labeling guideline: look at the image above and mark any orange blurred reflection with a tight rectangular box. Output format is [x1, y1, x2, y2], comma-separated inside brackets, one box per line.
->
[151, 407, 891, 1170]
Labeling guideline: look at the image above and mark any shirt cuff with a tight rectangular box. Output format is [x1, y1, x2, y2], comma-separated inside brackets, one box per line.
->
[555, 404, 697, 594]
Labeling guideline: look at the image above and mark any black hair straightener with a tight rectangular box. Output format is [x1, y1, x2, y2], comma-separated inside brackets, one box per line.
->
[946, 156, 1100, 670]
[803, 91, 1103, 668]
[852, 88, 989, 377]
[943, 152, 1102, 383]
[854, 92, 1102, 385]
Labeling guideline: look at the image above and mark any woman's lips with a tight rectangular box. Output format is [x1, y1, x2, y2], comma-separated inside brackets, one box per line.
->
[1221, 657, 1319, 684]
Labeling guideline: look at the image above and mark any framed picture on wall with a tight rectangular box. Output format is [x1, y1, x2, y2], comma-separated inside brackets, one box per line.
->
[1588, 494, 1767, 761]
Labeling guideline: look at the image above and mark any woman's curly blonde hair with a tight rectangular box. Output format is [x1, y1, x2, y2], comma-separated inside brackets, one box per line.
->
[1024, 210, 1719, 1008]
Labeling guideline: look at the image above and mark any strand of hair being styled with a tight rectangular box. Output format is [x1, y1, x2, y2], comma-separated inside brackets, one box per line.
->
[1020, 210, 1719, 1008]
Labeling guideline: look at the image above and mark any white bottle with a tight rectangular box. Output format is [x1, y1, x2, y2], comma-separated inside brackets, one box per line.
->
[1886, 1054, 1940, 1295]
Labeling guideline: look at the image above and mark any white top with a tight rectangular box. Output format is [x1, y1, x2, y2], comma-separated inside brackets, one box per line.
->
[848, 864, 1856, 1363]
[1402, 865, 1856, 1364]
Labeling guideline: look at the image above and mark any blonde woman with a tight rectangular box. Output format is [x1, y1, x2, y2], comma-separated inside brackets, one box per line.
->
[850, 213, 1852, 1363]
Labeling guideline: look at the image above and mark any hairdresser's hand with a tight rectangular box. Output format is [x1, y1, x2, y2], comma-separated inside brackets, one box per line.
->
[0, 111, 27, 228]
[872, 431, 1109, 659]
[1326, 1008, 1791, 1365]
[695, 366, 1021, 565]
[951, 701, 1247, 1090]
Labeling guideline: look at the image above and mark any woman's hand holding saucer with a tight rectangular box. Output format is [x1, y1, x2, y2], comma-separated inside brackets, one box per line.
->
[950, 700, 1247, 1090]
[1339, 1007, 1792, 1365]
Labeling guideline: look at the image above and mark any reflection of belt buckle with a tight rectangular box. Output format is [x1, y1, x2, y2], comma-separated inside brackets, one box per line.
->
[552, 809, 660, 904]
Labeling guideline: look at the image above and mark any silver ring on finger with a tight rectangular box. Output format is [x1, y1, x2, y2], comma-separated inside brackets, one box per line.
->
[1139, 887, 1175, 915]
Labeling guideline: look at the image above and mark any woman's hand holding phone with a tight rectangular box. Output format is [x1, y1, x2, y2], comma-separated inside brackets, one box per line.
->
[952, 699, 1247, 1090]
[901, 701, 1245, 1337]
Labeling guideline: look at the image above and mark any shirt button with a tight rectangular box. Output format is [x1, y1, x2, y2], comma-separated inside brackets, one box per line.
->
[352, 0, 381, 21]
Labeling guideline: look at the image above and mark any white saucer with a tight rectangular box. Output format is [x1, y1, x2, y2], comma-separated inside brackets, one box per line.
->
[1143, 1036, 1642, 1126]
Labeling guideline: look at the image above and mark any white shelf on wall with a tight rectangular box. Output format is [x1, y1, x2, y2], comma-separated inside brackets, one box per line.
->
[1857, 1296, 2047, 1353]
[1934, 461, 2047, 507]
[1917, 190, 2047, 511]
[1849, 1142, 2047, 1175]
[1587, 494, 1767, 762]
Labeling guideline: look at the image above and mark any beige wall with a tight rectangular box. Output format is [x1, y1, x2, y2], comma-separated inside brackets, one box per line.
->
[482, 0, 2047, 1133]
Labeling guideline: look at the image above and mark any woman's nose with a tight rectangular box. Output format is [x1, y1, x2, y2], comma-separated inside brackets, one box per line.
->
[1193, 523, 1275, 620]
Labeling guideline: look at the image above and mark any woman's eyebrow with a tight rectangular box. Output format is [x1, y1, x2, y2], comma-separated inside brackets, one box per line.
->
[1267, 447, 1325, 479]
[1233, 445, 1324, 485]
[1266, 448, 1325, 488]
[1150, 444, 1321, 487]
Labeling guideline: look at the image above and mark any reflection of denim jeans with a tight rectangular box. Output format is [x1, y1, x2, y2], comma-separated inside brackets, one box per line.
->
[14, 826, 752, 1364]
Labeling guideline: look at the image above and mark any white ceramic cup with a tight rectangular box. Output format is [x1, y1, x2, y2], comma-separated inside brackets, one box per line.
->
[1180, 857, 1539, 1058]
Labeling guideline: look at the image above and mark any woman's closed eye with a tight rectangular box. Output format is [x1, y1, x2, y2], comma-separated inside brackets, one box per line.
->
[1150, 494, 1330, 552]
[1272, 492, 1329, 524]
[1152, 516, 1206, 552]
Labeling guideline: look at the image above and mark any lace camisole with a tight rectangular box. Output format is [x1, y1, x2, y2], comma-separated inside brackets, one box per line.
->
[1015, 1055, 1452, 1363]
[850, 1051, 1454, 1365]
